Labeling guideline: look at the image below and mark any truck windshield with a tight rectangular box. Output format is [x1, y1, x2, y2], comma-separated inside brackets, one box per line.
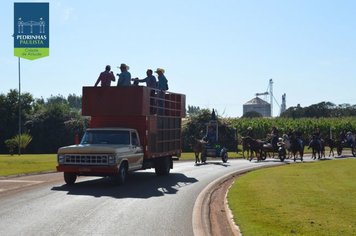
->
[81, 130, 130, 145]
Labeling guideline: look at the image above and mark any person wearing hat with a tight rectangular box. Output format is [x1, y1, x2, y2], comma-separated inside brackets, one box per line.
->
[94, 65, 116, 87]
[155, 68, 168, 91]
[117, 63, 131, 86]
[155, 68, 168, 114]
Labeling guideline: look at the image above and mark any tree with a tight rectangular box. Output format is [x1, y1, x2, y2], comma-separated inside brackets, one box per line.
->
[0, 90, 34, 153]
[281, 101, 356, 118]
[187, 105, 201, 116]
[67, 94, 82, 110]
[4, 133, 32, 155]
[4, 139, 17, 155]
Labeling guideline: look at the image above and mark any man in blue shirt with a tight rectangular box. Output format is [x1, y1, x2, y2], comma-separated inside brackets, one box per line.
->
[132, 69, 157, 88]
[117, 63, 131, 86]
[156, 68, 168, 91]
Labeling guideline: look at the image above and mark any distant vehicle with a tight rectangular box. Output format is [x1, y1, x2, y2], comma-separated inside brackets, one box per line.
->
[57, 86, 186, 185]
[200, 111, 228, 164]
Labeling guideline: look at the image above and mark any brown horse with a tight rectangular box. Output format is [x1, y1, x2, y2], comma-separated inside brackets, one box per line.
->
[243, 137, 263, 161]
[308, 137, 324, 160]
[324, 137, 335, 157]
[241, 136, 251, 159]
[190, 137, 203, 164]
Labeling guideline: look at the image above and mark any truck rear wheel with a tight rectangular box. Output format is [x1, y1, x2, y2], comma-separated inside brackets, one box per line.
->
[64, 172, 77, 185]
[155, 156, 171, 176]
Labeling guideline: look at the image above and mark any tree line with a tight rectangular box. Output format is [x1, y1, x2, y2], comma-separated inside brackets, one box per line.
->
[0, 90, 85, 154]
[1, 89, 356, 154]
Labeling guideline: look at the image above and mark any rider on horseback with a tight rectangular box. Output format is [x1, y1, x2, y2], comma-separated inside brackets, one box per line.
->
[270, 126, 279, 149]
[312, 127, 322, 150]
[292, 129, 304, 149]
[346, 131, 355, 147]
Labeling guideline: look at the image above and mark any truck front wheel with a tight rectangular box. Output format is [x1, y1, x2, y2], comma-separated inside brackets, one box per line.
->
[155, 156, 171, 176]
[64, 172, 77, 185]
[111, 162, 127, 185]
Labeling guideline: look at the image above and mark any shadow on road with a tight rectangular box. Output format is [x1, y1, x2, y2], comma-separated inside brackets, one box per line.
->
[51, 172, 198, 199]
[194, 161, 230, 167]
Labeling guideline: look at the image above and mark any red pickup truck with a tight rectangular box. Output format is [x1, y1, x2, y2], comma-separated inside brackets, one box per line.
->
[57, 86, 186, 185]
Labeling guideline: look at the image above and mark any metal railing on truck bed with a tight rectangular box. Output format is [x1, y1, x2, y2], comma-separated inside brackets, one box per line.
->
[81, 86, 186, 158]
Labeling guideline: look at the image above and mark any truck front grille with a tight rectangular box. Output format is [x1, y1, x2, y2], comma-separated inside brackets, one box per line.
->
[63, 154, 109, 165]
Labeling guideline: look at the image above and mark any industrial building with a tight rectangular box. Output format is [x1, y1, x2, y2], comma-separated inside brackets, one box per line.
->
[243, 97, 271, 117]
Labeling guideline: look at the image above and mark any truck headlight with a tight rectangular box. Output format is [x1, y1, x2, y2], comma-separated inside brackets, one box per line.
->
[58, 154, 65, 163]
[108, 154, 116, 164]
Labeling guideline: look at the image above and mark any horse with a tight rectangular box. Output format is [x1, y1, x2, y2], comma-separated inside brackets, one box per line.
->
[324, 137, 335, 157]
[289, 135, 304, 162]
[308, 137, 323, 160]
[189, 137, 203, 164]
[241, 136, 251, 159]
[281, 134, 291, 158]
[243, 137, 263, 161]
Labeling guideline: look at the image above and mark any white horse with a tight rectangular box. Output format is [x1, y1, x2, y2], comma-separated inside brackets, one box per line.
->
[281, 134, 291, 158]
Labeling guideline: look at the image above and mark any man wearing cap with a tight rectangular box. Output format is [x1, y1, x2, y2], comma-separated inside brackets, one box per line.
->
[117, 63, 131, 86]
[132, 69, 157, 89]
[94, 65, 115, 87]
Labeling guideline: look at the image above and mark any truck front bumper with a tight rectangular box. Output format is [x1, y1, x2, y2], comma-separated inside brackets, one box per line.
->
[56, 165, 118, 176]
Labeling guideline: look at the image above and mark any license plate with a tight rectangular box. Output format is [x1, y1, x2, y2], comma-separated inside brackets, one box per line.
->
[79, 167, 91, 172]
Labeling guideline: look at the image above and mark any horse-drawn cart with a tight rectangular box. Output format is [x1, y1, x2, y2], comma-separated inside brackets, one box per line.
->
[336, 141, 356, 157]
[199, 117, 228, 164]
[260, 142, 287, 162]
[336, 132, 356, 157]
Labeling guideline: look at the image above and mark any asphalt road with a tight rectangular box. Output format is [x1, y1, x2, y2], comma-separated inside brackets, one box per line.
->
[0, 157, 334, 236]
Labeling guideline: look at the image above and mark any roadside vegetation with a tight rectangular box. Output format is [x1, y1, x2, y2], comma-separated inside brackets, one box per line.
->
[228, 159, 356, 235]
[0, 154, 56, 176]
[2, 89, 356, 156]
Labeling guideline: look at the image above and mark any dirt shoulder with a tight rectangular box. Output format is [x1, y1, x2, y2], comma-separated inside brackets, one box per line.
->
[209, 174, 241, 236]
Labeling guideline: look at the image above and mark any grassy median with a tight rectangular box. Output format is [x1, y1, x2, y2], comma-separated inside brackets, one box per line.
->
[0, 154, 57, 177]
[228, 159, 356, 235]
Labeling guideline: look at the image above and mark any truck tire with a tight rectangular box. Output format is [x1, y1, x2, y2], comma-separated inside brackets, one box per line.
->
[111, 162, 127, 185]
[64, 172, 77, 185]
[155, 156, 171, 176]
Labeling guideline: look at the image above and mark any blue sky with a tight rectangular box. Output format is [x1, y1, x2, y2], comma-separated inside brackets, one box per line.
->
[1, 0, 356, 117]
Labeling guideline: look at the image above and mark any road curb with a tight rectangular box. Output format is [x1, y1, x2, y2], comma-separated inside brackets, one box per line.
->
[192, 163, 284, 236]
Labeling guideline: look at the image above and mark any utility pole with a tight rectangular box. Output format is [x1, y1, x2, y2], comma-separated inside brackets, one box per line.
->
[18, 57, 21, 155]
[269, 79, 273, 117]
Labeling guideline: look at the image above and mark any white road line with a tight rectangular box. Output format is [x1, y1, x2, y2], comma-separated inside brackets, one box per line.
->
[0, 180, 44, 183]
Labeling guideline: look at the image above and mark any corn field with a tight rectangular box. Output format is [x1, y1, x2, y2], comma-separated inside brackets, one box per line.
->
[230, 117, 356, 140]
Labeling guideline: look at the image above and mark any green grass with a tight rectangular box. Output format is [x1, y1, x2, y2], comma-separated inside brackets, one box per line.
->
[0, 154, 57, 176]
[228, 159, 356, 236]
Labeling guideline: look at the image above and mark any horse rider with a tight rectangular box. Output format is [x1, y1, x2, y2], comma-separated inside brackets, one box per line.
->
[346, 131, 355, 147]
[270, 126, 279, 149]
[293, 129, 304, 149]
[203, 125, 217, 146]
[312, 127, 322, 150]
[246, 126, 254, 138]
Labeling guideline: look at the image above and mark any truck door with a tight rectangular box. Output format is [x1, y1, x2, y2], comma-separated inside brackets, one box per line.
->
[129, 131, 144, 170]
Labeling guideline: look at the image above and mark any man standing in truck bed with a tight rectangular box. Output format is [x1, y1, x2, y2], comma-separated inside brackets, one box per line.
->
[94, 65, 115, 87]
[117, 63, 131, 86]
